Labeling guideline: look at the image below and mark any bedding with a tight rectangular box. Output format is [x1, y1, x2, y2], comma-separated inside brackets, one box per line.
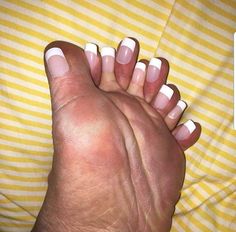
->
[0, 0, 235, 231]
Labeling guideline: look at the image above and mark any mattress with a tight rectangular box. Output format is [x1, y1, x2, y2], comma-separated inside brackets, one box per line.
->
[0, 0, 235, 231]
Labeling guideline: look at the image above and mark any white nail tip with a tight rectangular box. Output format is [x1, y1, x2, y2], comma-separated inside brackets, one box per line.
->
[85, 43, 97, 55]
[45, 47, 65, 62]
[101, 47, 115, 57]
[149, 58, 162, 69]
[177, 100, 187, 111]
[135, 62, 146, 72]
[159, 85, 174, 99]
[184, 120, 196, 134]
[121, 38, 136, 51]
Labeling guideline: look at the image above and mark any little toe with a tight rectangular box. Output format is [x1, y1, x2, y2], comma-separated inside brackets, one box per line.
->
[165, 100, 187, 130]
[152, 84, 180, 118]
[99, 47, 121, 91]
[172, 120, 201, 151]
[115, 37, 140, 90]
[144, 57, 169, 103]
[127, 62, 146, 98]
[84, 43, 102, 86]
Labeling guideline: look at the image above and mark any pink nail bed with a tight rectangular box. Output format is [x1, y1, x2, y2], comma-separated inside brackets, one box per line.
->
[132, 62, 146, 84]
[101, 47, 115, 73]
[45, 47, 69, 78]
[168, 100, 187, 119]
[146, 58, 162, 83]
[116, 38, 135, 64]
[154, 85, 173, 110]
[175, 120, 196, 140]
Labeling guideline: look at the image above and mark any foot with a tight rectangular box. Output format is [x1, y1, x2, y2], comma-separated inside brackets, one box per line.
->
[84, 38, 200, 150]
[32, 40, 201, 232]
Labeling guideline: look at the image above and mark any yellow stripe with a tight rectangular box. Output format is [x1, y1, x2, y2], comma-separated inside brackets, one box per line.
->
[0, 144, 51, 157]
[0, 183, 46, 192]
[0, 122, 51, 139]
[0, 173, 47, 183]
[0, 133, 51, 148]
[0, 112, 51, 130]
[0, 89, 50, 110]
[1, 100, 50, 120]
[0, 163, 49, 173]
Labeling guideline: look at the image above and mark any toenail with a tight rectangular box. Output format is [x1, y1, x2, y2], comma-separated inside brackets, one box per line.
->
[85, 43, 98, 70]
[131, 62, 146, 84]
[154, 84, 173, 110]
[45, 47, 69, 78]
[175, 120, 196, 140]
[101, 47, 115, 72]
[116, 38, 135, 64]
[168, 100, 187, 119]
[146, 58, 162, 83]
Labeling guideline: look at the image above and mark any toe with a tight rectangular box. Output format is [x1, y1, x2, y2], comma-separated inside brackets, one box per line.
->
[165, 100, 187, 130]
[84, 43, 102, 86]
[44, 41, 96, 113]
[99, 47, 121, 91]
[115, 37, 140, 90]
[152, 84, 180, 118]
[144, 57, 169, 103]
[127, 62, 146, 98]
[172, 120, 201, 151]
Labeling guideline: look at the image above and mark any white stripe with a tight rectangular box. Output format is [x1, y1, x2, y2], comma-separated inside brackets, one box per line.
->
[0, 169, 49, 179]
[0, 177, 48, 187]
[0, 150, 52, 163]
[1, 188, 46, 196]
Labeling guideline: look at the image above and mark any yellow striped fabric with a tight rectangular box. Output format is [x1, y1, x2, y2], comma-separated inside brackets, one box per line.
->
[0, 0, 235, 231]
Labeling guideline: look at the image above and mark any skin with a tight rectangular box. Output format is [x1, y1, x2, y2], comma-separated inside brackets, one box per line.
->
[32, 40, 201, 232]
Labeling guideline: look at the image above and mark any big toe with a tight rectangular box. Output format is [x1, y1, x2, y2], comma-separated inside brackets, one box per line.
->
[44, 41, 96, 113]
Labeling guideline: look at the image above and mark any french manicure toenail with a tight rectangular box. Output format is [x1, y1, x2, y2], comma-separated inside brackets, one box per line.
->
[135, 62, 146, 72]
[185, 120, 196, 133]
[147, 58, 162, 83]
[45, 47, 69, 78]
[101, 47, 115, 72]
[85, 43, 98, 70]
[168, 100, 187, 119]
[154, 85, 173, 110]
[132, 62, 146, 84]
[116, 38, 135, 64]
[175, 120, 196, 141]
[101, 47, 115, 57]
[85, 43, 97, 55]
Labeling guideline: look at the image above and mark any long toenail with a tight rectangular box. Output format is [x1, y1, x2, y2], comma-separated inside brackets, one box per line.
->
[116, 38, 135, 64]
[101, 47, 115, 72]
[154, 84, 173, 110]
[146, 58, 162, 83]
[45, 47, 69, 78]
[84, 43, 98, 70]
[168, 100, 187, 119]
[175, 120, 196, 140]
[131, 62, 146, 84]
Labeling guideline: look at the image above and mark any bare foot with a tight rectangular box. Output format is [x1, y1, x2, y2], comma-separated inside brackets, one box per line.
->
[32, 39, 201, 232]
